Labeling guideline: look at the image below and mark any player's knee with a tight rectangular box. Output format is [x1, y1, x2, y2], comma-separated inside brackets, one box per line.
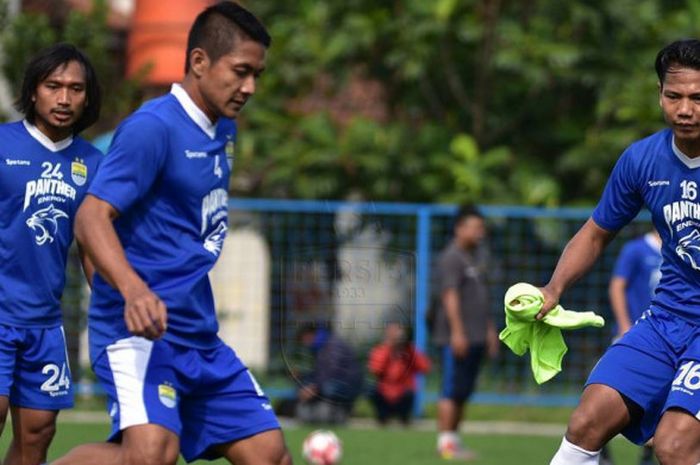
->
[265, 445, 292, 465]
[565, 406, 605, 448]
[260, 440, 292, 465]
[124, 438, 179, 465]
[654, 437, 684, 465]
[19, 420, 56, 449]
[654, 428, 698, 464]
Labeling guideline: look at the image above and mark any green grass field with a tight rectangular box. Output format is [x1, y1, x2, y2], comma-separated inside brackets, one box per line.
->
[0, 419, 648, 465]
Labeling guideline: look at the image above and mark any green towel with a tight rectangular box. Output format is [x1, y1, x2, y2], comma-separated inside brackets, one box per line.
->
[499, 283, 605, 384]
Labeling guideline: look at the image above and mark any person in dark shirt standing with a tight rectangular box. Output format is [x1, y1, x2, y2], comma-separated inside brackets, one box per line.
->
[432, 205, 499, 460]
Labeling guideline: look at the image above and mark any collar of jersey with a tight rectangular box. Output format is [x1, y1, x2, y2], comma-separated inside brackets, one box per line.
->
[671, 135, 700, 169]
[22, 120, 73, 152]
[170, 83, 217, 139]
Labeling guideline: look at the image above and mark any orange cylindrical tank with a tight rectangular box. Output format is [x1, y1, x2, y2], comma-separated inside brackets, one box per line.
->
[127, 0, 214, 85]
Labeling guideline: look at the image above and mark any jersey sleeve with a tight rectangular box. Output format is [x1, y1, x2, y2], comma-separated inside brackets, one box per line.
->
[592, 149, 644, 232]
[88, 113, 168, 213]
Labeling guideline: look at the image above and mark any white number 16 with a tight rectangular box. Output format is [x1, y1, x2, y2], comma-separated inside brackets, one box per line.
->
[673, 361, 700, 390]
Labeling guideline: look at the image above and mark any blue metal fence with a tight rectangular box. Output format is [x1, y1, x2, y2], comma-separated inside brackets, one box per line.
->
[223, 199, 651, 413]
[64, 199, 651, 413]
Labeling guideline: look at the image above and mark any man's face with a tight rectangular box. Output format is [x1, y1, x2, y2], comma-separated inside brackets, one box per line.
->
[659, 67, 700, 144]
[33, 60, 87, 141]
[455, 216, 486, 249]
[198, 39, 266, 120]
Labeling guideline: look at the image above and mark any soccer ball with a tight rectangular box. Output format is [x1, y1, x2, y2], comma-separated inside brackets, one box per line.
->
[302, 429, 342, 465]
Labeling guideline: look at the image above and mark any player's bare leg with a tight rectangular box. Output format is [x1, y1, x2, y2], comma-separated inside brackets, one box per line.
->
[565, 384, 635, 449]
[215, 429, 291, 465]
[654, 409, 700, 465]
[50, 424, 180, 465]
[3, 406, 57, 465]
[437, 399, 463, 432]
[0, 396, 8, 438]
[551, 384, 637, 464]
[437, 399, 476, 459]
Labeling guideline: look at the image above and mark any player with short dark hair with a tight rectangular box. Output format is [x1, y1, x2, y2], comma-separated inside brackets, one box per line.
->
[547, 39, 700, 465]
[0, 42, 102, 465]
[51, 3, 290, 465]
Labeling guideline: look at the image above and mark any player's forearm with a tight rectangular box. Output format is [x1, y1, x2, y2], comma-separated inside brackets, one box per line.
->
[75, 197, 147, 298]
[77, 243, 95, 288]
[544, 218, 615, 299]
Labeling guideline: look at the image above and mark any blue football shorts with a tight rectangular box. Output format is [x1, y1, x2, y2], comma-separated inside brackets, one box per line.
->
[440, 344, 485, 403]
[0, 324, 73, 410]
[92, 336, 280, 462]
[587, 307, 700, 444]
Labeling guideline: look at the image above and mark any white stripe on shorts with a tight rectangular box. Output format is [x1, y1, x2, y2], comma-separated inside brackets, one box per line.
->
[59, 326, 71, 371]
[105, 337, 154, 430]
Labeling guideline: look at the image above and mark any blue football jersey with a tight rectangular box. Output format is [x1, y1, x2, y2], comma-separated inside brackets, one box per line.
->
[0, 120, 102, 327]
[611, 234, 662, 323]
[88, 84, 236, 356]
[594, 128, 700, 321]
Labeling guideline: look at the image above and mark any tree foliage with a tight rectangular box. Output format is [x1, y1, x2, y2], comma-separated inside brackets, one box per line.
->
[3, 0, 699, 205]
[234, 0, 700, 205]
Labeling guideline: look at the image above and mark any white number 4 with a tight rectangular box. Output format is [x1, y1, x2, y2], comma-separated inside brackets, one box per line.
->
[41, 363, 70, 392]
[673, 361, 700, 390]
[214, 155, 223, 179]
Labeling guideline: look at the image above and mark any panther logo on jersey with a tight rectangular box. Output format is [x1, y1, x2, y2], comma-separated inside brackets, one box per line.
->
[203, 221, 228, 255]
[676, 229, 700, 270]
[26, 204, 68, 245]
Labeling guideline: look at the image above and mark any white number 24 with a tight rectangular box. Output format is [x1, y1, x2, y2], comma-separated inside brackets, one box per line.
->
[40, 363, 70, 392]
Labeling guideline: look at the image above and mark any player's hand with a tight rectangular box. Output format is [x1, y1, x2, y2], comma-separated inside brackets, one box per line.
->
[450, 331, 469, 358]
[123, 283, 167, 340]
[535, 285, 560, 320]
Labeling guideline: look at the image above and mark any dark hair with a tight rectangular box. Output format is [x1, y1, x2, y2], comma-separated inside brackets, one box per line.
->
[655, 39, 700, 85]
[185, 1, 271, 73]
[15, 43, 101, 134]
[455, 204, 484, 224]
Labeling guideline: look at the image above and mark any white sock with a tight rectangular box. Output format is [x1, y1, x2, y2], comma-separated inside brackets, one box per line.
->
[550, 437, 601, 465]
[437, 431, 460, 449]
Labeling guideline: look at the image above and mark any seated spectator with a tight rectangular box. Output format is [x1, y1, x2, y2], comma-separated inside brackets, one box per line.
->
[295, 322, 363, 424]
[368, 322, 431, 425]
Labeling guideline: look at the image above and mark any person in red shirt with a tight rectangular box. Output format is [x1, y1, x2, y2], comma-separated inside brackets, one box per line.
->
[368, 322, 431, 425]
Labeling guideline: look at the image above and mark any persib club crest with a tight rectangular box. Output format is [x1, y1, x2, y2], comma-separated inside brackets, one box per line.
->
[158, 383, 177, 408]
[71, 159, 87, 186]
[225, 139, 235, 170]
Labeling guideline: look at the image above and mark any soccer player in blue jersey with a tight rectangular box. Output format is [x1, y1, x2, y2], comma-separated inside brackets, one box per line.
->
[0, 43, 101, 465]
[544, 39, 700, 465]
[51, 4, 290, 465]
